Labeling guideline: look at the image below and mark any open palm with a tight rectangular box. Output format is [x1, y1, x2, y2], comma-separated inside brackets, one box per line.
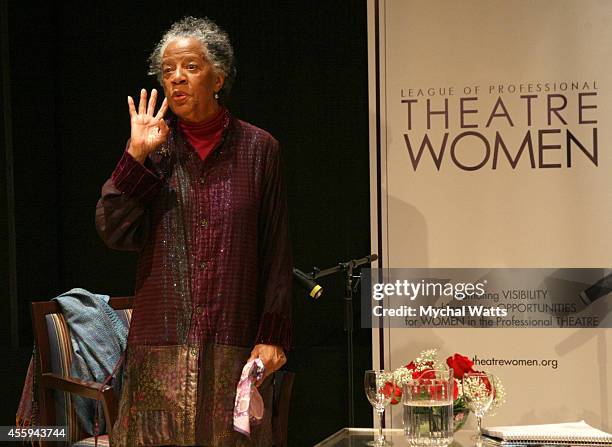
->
[127, 89, 169, 163]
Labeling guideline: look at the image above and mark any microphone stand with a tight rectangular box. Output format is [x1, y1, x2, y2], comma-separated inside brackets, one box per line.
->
[306, 253, 378, 427]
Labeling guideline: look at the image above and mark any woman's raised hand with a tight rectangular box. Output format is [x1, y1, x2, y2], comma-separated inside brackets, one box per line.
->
[127, 89, 169, 164]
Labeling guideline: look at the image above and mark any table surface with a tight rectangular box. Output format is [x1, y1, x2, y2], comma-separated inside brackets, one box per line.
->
[314, 428, 479, 447]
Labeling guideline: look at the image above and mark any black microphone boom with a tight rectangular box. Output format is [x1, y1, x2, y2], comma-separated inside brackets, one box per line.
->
[293, 268, 323, 299]
[580, 272, 612, 305]
[294, 253, 378, 427]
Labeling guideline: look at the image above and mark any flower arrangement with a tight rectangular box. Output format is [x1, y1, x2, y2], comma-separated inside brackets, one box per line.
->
[384, 349, 506, 430]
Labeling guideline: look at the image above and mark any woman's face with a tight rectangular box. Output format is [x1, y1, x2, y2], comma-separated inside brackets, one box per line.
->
[161, 37, 225, 123]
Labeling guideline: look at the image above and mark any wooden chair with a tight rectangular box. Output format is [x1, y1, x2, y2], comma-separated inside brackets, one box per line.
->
[30, 295, 294, 446]
[30, 296, 132, 446]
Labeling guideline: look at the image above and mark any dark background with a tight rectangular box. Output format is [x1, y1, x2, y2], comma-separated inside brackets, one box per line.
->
[0, 1, 372, 445]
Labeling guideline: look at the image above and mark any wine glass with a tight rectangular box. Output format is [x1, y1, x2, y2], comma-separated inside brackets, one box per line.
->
[364, 370, 395, 446]
[462, 372, 495, 440]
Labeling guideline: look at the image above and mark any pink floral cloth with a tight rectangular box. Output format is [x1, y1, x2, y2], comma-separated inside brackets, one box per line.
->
[233, 358, 265, 437]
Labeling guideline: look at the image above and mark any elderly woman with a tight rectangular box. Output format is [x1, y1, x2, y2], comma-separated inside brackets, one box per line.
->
[95, 16, 292, 446]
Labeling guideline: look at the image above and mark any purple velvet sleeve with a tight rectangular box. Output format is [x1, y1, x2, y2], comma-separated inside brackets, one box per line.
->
[95, 149, 163, 251]
[111, 150, 163, 203]
[254, 140, 293, 352]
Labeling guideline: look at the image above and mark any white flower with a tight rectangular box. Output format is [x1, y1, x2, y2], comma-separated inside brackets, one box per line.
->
[487, 375, 506, 416]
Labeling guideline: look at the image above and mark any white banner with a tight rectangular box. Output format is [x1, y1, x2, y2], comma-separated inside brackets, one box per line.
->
[368, 0, 612, 431]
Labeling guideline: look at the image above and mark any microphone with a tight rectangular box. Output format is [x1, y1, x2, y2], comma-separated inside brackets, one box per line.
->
[579, 272, 612, 306]
[293, 268, 323, 299]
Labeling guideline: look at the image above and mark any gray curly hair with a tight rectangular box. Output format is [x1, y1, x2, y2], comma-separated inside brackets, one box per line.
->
[148, 16, 236, 102]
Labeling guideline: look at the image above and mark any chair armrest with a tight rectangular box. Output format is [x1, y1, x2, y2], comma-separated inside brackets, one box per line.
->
[41, 373, 111, 398]
[41, 373, 119, 437]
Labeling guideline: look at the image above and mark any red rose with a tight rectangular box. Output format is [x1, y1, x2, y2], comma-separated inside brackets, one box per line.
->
[381, 381, 402, 405]
[446, 353, 474, 379]
[453, 379, 459, 400]
[406, 361, 416, 371]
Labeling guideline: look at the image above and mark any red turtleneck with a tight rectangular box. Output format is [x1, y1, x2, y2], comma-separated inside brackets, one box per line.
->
[178, 107, 226, 161]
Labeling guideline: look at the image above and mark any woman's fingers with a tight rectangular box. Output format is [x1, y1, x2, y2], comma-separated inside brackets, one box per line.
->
[138, 89, 147, 115]
[158, 118, 170, 139]
[130, 89, 166, 120]
[130, 90, 168, 149]
[147, 89, 157, 116]
[155, 97, 168, 120]
[127, 96, 136, 119]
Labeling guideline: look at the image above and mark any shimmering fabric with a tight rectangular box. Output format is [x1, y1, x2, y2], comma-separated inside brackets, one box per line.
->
[112, 344, 199, 446]
[95, 110, 291, 446]
[112, 344, 273, 446]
